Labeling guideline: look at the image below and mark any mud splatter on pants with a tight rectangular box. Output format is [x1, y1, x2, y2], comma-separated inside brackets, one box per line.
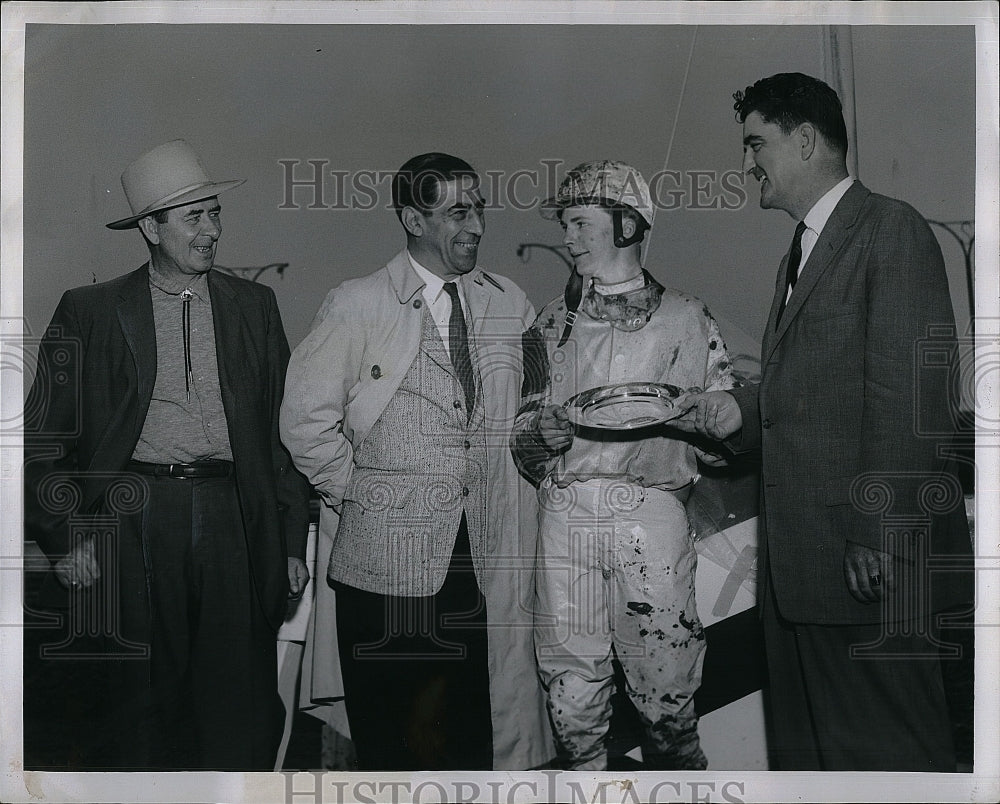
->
[535, 478, 707, 770]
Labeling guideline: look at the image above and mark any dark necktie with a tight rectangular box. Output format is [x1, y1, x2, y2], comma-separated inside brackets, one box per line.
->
[443, 282, 476, 421]
[776, 220, 807, 327]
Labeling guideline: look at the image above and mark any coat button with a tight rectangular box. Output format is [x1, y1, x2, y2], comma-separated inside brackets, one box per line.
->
[371, 365, 382, 379]
[462, 486, 470, 497]
[463, 440, 471, 450]
[413, 299, 422, 309]
[762, 418, 772, 429]
[453, 400, 462, 409]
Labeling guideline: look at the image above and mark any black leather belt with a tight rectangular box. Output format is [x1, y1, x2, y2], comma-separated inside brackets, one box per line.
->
[128, 459, 234, 479]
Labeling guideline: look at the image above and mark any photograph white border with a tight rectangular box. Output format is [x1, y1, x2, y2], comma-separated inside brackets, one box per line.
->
[2, 2, 997, 802]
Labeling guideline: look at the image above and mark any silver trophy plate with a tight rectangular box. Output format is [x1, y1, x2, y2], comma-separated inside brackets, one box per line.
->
[564, 382, 686, 430]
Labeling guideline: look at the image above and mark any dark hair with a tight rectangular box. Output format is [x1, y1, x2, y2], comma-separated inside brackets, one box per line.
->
[733, 72, 848, 155]
[138, 208, 170, 250]
[392, 152, 479, 220]
[149, 195, 218, 225]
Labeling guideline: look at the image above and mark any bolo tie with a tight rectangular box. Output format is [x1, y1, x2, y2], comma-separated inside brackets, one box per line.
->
[181, 288, 193, 400]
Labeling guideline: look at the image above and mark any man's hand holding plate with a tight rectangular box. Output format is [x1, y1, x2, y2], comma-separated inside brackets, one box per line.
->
[672, 390, 743, 440]
[537, 404, 575, 452]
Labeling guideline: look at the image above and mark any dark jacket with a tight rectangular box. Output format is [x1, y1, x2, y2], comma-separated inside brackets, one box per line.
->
[24, 265, 310, 631]
[729, 182, 972, 624]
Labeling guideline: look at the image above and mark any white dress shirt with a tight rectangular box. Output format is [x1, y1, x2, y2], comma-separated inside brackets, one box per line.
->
[786, 176, 855, 300]
[407, 251, 470, 357]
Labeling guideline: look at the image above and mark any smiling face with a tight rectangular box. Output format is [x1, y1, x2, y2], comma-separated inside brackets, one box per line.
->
[141, 197, 222, 277]
[742, 111, 808, 218]
[559, 204, 618, 279]
[406, 177, 485, 280]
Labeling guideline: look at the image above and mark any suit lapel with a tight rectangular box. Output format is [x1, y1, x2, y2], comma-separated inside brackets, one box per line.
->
[420, 308, 456, 376]
[396, 259, 499, 382]
[207, 271, 250, 422]
[465, 272, 494, 399]
[115, 265, 157, 417]
[466, 270, 494, 340]
[766, 182, 870, 362]
[386, 251, 454, 376]
[761, 257, 788, 359]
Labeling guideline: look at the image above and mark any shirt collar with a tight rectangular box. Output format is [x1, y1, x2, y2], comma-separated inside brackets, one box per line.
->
[592, 272, 646, 296]
[407, 251, 462, 301]
[148, 263, 211, 300]
[802, 176, 855, 238]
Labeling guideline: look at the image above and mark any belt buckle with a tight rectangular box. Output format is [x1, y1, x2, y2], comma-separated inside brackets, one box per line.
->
[168, 463, 180, 478]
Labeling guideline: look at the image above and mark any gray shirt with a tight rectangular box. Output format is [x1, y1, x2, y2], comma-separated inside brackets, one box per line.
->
[131, 266, 233, 463]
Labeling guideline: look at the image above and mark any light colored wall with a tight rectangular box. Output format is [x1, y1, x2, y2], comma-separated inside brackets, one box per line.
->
[22, 24, 975, 356]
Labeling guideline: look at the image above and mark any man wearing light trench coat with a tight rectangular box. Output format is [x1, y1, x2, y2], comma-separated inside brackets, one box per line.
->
[280, 153, 552, 770]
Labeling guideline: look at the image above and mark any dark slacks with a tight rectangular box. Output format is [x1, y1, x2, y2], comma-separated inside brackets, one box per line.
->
[334, 513, 493, 770]
[761, 564, 956, 771]
[107, 473, 283, 770]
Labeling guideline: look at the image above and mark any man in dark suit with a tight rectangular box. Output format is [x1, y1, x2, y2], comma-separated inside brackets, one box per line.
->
[24, 140, 311, 770]
[675, 73, 971, 771]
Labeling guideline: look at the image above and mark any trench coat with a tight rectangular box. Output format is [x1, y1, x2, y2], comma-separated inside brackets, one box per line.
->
[280, 251, 553, 769]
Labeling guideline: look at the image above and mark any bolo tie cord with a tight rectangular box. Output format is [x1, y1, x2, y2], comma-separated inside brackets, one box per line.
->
[181, 288, 193, 400]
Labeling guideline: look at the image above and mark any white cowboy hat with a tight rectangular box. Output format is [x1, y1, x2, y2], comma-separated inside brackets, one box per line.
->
[106, 139, 244, 230]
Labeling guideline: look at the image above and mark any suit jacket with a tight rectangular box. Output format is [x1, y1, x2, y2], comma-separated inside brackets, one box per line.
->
[280, 251, 554, 769]
[24, 265, 310, 631]
[729, 182, 971, 624]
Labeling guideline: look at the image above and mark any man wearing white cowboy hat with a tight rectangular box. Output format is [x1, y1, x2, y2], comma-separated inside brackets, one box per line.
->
[24, 139, 311, 770]
[510, 160, 738, 770]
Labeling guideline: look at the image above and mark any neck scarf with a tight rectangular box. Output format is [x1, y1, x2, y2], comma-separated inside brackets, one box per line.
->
[581, 269, 664, 331]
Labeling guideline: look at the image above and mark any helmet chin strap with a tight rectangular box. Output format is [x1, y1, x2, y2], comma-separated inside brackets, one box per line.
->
[612, 208, 648, 248]
[558, 208, 648, 347]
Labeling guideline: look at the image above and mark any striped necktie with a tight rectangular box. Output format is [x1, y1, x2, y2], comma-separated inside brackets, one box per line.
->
[443, 282, 476, 421]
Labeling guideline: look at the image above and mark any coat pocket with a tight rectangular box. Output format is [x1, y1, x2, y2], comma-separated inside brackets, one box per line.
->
[343, 470, 419, 512]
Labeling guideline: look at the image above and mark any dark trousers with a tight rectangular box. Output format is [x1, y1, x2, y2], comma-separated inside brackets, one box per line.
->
[335, 513, 493, 770]
[106, 473, 282, 770]
[761, 564, 956, 771]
